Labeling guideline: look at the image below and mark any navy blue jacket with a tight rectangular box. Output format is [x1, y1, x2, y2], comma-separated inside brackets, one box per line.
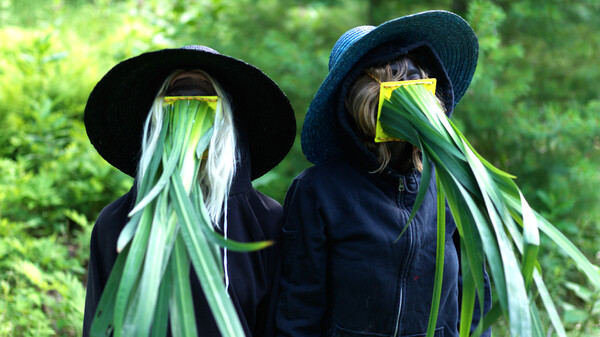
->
[83, 145, 283, 337]
[276, 157, 491, 337]
[276, 49, 491, 335]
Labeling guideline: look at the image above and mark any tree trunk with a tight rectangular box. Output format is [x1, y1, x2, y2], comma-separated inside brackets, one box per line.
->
[452, 0, 468, 16]
[367, 0, 383, 25]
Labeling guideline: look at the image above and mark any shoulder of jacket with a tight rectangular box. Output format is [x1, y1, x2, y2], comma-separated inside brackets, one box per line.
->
[93, 186, 136, 234]
[297, 158, 359, 182]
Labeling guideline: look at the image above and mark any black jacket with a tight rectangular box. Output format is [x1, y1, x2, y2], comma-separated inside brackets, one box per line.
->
[83, 145, 283, 337]
[276, 158, 492, 337]
[276, 47, 491, 336]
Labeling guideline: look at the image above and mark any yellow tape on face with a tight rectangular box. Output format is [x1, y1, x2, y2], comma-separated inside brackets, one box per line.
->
[163, 95, 219, 111]
[374, 79, 437, 143]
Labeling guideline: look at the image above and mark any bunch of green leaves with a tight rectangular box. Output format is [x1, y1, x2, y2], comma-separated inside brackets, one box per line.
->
[0, 216, 87, 337]
[378, 83, 600, 337]
[90, 98, 271, 337]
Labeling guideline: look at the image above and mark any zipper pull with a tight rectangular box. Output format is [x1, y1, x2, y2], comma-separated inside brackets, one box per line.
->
[398, 178, 405, 192]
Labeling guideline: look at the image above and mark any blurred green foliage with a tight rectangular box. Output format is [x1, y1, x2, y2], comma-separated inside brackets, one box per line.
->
[0, 0, 598, 336]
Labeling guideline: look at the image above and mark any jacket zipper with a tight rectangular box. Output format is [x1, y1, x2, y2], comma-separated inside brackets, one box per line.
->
[394, 176, 412, 336]
[394, 177, 404, 336]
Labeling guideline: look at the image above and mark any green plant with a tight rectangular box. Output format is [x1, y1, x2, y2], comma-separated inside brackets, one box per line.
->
[377, 81, 600, 337]
[0, 8, 136, 336]
[0, 217, 87, 337]
[91, 98, 271, 337]
[1, 0, 598, 334]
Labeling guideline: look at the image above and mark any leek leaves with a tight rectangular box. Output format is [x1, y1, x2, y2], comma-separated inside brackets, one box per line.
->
[378, 83, 599, 337]
[90, 98, 270, 337]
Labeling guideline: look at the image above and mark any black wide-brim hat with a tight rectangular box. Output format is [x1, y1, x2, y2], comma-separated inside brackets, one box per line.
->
[302, 10, 478, 165]
[84, 45, 296, 180]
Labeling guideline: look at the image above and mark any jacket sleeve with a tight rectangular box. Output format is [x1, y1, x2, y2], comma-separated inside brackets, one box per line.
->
[254, 243, 282, 337]
[82, 223, 106, 337]
[252, 193, 285, 337]
[276, 178, 328, 337]
[82, 190, 132, 337]
[453, 229, 493, 337]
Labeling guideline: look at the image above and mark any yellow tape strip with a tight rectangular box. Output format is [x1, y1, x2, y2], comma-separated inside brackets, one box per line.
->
[374, 79, 437, 143]
[164, 95, 218, 102]
[163, 95, 219, 110]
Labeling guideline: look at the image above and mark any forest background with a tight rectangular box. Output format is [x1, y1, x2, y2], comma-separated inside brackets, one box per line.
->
[0, 0, 598, 336]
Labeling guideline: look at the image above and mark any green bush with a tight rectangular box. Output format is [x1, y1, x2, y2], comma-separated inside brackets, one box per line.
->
[1, 0, 598, 335]
[0, 5, 135, 335]
[0, 217, 87, 337]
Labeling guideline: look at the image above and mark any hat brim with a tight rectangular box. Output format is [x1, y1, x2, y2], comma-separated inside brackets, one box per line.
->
[302, 10, 478, 165]
[84, 47, 296, 179]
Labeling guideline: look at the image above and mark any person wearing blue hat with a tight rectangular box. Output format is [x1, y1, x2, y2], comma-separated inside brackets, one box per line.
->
[83, 45, 296, 336]
[276, 11, 491, 337]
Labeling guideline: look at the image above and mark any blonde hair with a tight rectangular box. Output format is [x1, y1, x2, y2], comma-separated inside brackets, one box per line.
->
[137, 69, 237, 228]
[345, 57, 428, 174]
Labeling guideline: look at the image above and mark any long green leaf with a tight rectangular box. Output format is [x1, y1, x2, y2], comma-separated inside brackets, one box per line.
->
[425, 175, 446, 337]
[112, 204, 153, 337]
[458, 237, 476, 337]
[518, 192, 539, 289]
[89, 246, 129, 337]
[170, 171, 246, 337]
[169, 236, 198, 337]
[503, 193, 600, 289]
[127, 150, 178, 218]
[191, 182, 274, 252]
[529, 302, 546, 337]
[455, 181, 508, 314]
[123, 191, 172, 336]
[150, 268, 171, 337]
[117, 210, 143, 253]
[377, 83, 599, 337]
[534, 270, 567, 337]
[441, 172, 487, 328]
[462, 128, 531, 337]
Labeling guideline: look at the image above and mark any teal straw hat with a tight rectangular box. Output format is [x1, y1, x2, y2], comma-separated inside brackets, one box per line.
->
[302, 10, 478, 165]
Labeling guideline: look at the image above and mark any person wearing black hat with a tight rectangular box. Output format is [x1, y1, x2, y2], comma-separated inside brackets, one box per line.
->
[276, 11, 491, 337]
[82, 45, 295, 336]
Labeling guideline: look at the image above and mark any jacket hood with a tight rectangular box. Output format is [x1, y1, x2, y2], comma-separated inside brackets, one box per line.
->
[229, 114, 254, 195]
[332, 41, 454, 173]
